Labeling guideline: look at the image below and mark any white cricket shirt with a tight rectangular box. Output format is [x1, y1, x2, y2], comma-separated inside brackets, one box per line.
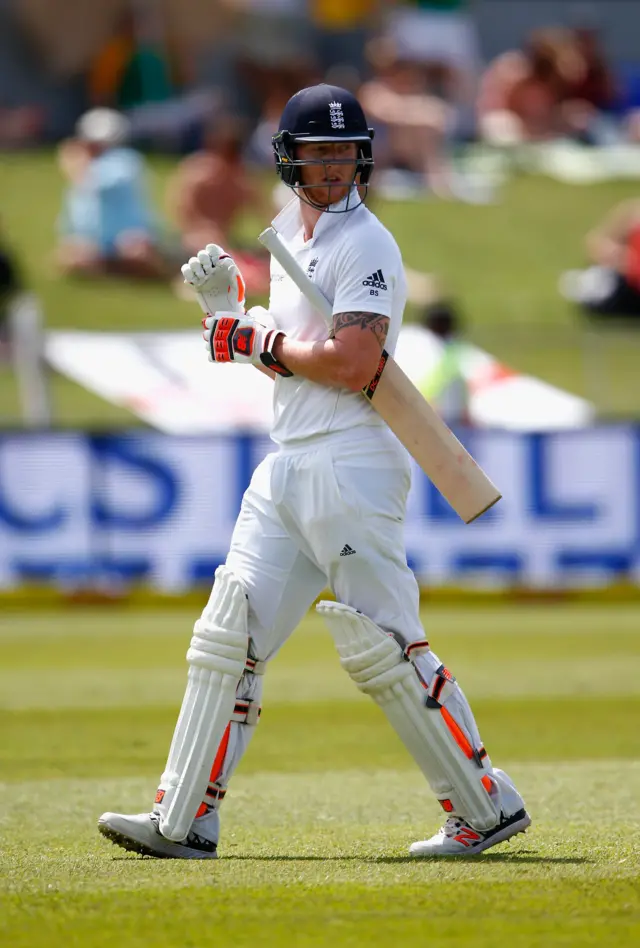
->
[267, 191, 407, 445]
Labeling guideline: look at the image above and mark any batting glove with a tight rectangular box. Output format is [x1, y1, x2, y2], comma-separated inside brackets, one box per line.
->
[181, 244, 246, 315]
[203, 306, 293, 377]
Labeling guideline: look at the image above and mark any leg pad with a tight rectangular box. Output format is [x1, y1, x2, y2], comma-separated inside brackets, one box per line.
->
[317, 600, 500, 831]
[156, 566, 249, 841]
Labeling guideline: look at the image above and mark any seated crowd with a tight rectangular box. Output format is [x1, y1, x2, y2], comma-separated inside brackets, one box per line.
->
[11, 1, 640, 320]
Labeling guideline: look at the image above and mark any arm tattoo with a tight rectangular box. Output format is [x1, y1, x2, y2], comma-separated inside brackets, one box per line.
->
[332, 311, 390, 349]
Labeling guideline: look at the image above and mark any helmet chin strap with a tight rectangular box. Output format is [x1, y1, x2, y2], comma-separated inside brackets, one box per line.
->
[299, 185, 348, 210]
[292, 180, 367, 214]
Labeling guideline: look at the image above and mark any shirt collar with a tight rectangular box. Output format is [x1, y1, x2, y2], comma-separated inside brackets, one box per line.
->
[271, 188, 363, 245]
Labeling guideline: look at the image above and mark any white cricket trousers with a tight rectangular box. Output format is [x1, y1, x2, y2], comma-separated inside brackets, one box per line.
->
[193, 426, 426, 827]
[228, 426, 424, 659]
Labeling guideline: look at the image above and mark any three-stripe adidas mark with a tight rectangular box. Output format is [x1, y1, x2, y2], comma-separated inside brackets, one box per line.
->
[340, 544, 356, 556]
[362, 269, 387, 290]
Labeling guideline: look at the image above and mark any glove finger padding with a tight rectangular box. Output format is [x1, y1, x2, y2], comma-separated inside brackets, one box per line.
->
[212, 316, 243, 363]
[204, 243, 225, 263]
[182, 245, 246, 315]
[182, 258, 206, 282]
[202, 310, 280, 368]
[210, 316, 263, 366]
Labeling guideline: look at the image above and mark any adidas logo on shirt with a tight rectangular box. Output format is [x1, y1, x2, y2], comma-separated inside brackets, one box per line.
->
[340, 544, 356, 556]
[362, 269, 387, 290]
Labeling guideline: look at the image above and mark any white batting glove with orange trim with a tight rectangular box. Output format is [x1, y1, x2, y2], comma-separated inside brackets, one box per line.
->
[202, 306, 293, 377]
[181, 244, 246, 316]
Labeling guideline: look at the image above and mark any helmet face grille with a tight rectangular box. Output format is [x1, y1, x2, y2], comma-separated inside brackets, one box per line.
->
[272, 84, 375, 213]
[272, 131, 374, 212]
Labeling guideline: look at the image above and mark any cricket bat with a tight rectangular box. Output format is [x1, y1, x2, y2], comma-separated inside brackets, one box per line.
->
[258, 226, 501, 524]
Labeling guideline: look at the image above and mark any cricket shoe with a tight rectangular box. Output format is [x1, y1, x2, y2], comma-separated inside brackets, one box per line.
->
[98, 811, 218, 859]
[409, 807, 531, 857]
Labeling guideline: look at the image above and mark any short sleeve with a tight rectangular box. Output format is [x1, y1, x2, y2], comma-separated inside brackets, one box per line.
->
[332, 226, 403, 318]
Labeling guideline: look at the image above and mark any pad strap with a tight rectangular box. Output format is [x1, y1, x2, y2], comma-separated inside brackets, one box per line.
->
[231, 698, 262, 726]
[245, 655, 267, 675]
[204, 784, 227, 804]
[425, 663, 458, 708]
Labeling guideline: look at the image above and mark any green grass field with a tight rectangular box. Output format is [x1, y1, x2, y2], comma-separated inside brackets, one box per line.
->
[2, 151, 640, 424]
[1, 603, 638, 947]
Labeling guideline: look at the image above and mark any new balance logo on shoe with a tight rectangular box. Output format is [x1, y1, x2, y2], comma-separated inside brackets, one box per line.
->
[362, 269, 387, 290]
[340, 544, 356, 556]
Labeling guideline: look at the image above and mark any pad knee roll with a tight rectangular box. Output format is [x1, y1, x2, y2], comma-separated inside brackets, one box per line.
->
[188, 565, 250, 677]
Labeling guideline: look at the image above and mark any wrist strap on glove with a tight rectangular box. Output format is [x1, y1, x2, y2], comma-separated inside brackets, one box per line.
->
[260, 330, 293, 377]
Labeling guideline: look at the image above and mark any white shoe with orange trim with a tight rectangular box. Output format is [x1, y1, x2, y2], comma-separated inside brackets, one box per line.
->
[410, 807, 532, 857]
[98, 811, 218, 859]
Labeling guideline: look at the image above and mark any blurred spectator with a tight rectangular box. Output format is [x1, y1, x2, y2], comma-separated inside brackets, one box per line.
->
[222, 0, 317, 122]
[0, 3, 74, 143]
[169, 119, 257, 251]
[567, 25, 617, 112]
[311, 0, 380, 85]
[562, 23, 624, 146]
[478, 29, 599, 145]
[247, 84, 295, 167]
[359, 38, 454, 197]
[0, 227, 24, 350]
[418, 300, 471, 425]
[168, 118, 272, 296]
[87, 11, 173, 112]
[385, 0, 481, 136]
[560, 199, 640, 320]
[55, 108, 168, 280]
[86, 7, 218, 152]
[564, 21, 640, 146]
[0, 106, 44, 148]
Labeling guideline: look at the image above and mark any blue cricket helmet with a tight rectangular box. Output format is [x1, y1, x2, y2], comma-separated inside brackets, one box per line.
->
[272, 84, 375, 208]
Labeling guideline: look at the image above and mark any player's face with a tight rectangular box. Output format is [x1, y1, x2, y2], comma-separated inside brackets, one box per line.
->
[296, 141, 359, 207]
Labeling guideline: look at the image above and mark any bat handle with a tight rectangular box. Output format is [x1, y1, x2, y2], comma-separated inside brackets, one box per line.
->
[258, 226, 333, 328]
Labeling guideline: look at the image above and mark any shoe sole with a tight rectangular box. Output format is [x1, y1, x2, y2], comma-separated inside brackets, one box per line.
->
[97, 820, 217, 860]
[410, 810, 532, 858]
